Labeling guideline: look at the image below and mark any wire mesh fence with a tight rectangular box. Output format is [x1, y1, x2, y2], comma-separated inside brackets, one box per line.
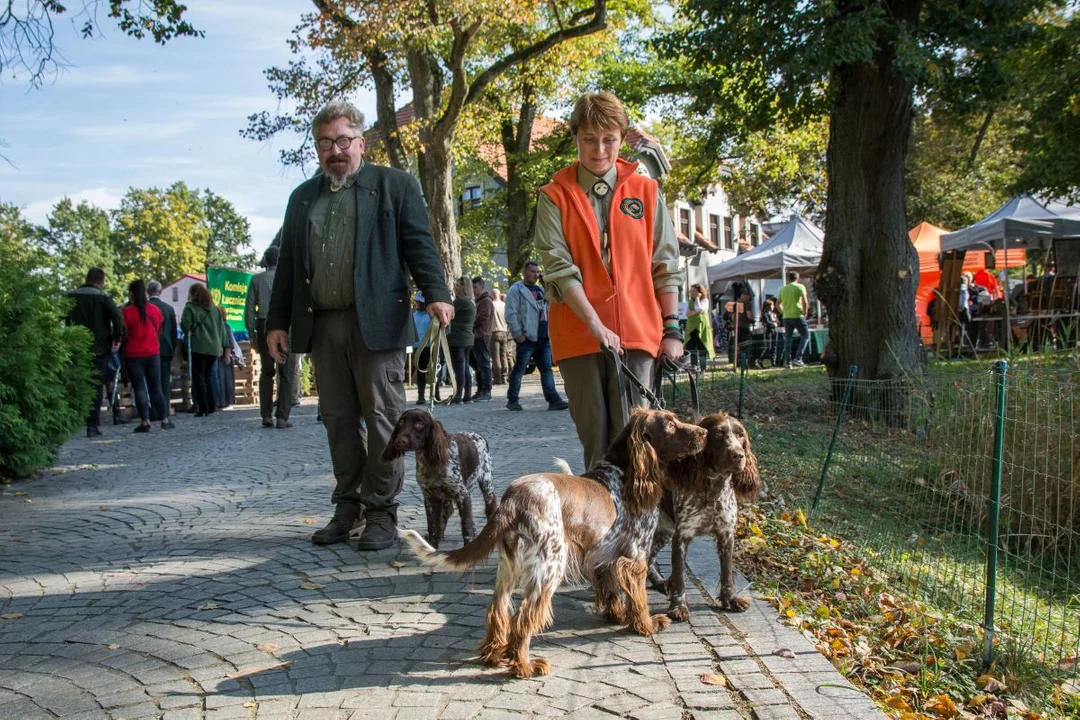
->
[675, 360, 1080, 675]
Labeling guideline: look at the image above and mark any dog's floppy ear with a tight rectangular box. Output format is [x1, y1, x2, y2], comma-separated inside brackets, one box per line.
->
[418, 414, 449, 469]
[732, 428, 762, 504]
[626, 411, 662, 513]
[381, 414, 408, 462]
[669, 451, 707, 494]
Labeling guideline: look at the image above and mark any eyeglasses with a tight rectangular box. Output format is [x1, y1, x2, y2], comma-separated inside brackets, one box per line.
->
[315, 135, 359, 151]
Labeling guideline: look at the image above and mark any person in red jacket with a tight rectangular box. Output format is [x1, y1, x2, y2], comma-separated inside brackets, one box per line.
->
[122, 279, 174, 432]
[535, 91, 683, 470]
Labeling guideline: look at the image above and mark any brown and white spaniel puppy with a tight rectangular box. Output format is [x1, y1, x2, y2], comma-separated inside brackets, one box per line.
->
[648, 412, 761, 621]
[382, 409, 497, 548]
[400, 409, 707, 679]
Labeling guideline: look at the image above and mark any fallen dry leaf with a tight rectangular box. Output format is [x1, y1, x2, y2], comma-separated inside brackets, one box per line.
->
[303, 518, 316, 525]
[884, 695, 911, 711]
[773, 648, 796, 659]
[99, 506, 109, 511]
[243, 701, 256, 708]
[924, 694, 959, 717]
[255, 643, 279, 653]
[390, 560, 406, 569]
[299, 582, 322, 591]
[107, 643, 120, 650]
[224, 661, 293, 679]
[197, 603, 220, 611]
[12, 491, 26, 496]
[699, 673, 728, 687]
[0, 613, 24, 620]
[977, 673, 1006, 693]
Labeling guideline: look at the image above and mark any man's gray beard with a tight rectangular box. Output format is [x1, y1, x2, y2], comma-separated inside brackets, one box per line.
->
[325, 168, 348, 187]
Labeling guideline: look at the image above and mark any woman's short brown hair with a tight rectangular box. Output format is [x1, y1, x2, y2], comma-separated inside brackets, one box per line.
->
[189, 283, 213, 308]
[569, 92, 629, 138]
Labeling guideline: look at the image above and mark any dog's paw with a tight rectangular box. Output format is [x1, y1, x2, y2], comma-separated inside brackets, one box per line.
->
[510, 656, 550, 678]
[477, 642, 508, 667]
[650, 613, 672, 633]
[667, 603, 691, 622]
[722, 594, 751, 612]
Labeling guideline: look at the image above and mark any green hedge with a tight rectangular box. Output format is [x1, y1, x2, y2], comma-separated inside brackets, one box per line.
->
[0, 234, 96, 479]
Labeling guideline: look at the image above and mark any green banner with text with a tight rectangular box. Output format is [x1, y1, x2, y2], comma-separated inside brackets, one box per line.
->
[206, 266, 254, 334]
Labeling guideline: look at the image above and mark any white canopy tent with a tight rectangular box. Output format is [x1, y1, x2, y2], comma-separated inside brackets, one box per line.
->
[706, 215, 824, 283]
[939, 195, 1080, 252]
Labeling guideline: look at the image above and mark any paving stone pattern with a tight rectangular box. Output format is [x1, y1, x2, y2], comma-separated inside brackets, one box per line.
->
[0, 375, 886, 720]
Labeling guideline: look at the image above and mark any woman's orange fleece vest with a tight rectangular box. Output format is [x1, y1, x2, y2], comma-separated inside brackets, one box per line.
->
[539, 159, 662, 362]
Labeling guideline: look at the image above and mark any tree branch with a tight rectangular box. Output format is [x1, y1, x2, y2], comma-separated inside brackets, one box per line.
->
[464, 0, 607, 106]
[967, 108, 995, 168]
[436, 18, 482, 146]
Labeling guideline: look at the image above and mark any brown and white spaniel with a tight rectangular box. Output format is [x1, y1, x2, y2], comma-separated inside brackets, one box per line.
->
[400, 409, 707, 679]
[382, 409, 497, 548]
[648, 412, 761, 621]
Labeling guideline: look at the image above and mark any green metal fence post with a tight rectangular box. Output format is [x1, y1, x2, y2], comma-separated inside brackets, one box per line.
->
[983, 360, 1008, 669]
[737, 353, 748, 419]
[810, 365, 858, 521]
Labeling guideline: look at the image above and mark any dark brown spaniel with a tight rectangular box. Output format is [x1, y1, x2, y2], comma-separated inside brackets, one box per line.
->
[648, 412, 761, 620]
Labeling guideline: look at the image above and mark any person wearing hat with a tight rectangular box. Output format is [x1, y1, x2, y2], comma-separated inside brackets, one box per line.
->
[245, 245, 297, 428]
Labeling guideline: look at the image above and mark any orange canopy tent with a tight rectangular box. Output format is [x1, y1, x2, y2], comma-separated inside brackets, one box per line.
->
[909, 222, 1025, 344]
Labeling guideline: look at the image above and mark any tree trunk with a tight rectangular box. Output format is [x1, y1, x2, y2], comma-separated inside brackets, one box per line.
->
[815, 34, 925, 406]
[419, 142, 461, 283]
[503, 98, 536, 279]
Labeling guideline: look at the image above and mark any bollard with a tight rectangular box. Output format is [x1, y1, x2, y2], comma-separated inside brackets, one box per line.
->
[983, 360, 1008, 668]
[810, 365, 858, 521]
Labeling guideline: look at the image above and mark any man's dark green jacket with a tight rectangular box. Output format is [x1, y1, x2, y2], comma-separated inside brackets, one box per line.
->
[267, 163, 451, 352]
[66, 285, 122, 356]
[150, 296, 178, 357]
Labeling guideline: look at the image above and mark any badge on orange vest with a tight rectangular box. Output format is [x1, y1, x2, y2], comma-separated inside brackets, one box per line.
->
[620, 197, 644, 219]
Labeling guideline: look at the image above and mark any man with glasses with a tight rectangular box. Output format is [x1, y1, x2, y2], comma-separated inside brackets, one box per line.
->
[266, 100, 453, 550]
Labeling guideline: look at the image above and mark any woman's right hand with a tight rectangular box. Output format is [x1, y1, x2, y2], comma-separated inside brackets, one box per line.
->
[588, 319, 621, 355]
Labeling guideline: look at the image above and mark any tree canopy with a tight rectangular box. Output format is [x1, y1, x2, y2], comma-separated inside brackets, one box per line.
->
[654, 0, 1073, 383]
[244, 0, 642, 281]
[28, 185, 255, 300]
[0, 0, 201, 87]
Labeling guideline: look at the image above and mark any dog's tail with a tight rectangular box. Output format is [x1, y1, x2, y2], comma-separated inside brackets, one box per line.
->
[399, 509, 509, 571]
[553, 457, 573, 475]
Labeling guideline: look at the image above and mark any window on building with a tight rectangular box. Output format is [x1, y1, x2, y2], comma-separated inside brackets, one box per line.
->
[459, 185, 484, 214]
[172, 287, 178, 302]
[723, 216, 734, 250]
[753, 223, 763, 246]
[709, 214, 720, 248]
[679, 208, 691, 238]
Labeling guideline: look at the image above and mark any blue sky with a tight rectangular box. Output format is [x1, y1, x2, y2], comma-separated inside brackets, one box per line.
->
[0, 1, 376, 256]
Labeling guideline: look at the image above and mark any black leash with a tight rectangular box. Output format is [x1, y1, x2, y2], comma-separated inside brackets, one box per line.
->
[654, 353, 701, 421]
[602, 345, 700, 423]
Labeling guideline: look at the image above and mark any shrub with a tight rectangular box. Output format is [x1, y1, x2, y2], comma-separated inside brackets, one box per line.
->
[0, 204, 96, 479]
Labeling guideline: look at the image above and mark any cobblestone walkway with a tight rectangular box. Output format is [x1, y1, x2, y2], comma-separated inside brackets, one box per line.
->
[0, 376, 885, 720]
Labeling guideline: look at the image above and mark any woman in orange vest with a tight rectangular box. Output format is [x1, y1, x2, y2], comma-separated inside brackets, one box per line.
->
[535, 91, 684, 471]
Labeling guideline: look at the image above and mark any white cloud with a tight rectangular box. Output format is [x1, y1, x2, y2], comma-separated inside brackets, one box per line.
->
[71, 121, 193, 140]
[246, 213, 283, 247]
[23, 187, 126, 223]
[58, 64, 187, 87]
